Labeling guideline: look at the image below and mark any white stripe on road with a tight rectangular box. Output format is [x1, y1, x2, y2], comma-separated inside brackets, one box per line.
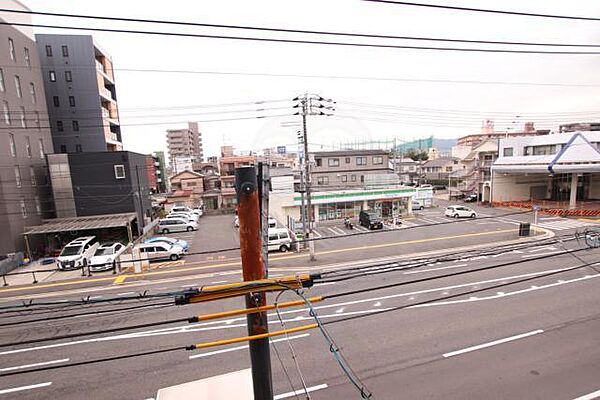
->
[189, 334, 310, 359]
[0, 382, 52, 395]
[443, 329, 544, 358]
[274, 384, 329, 399]
[522, 251, 565, 258]
[314, 282, 336, 286]
[572, 389, 600, 400]
[332, 227, 346, 235]
[0, 358, 69, 372]
[327, 228, 339, 235]
[403, 264, 468, 275]
[210, 280, 228, 284]
[116, 292, 135, 296]
[311, 230, 322, 238]
[354, 225, 369, 232]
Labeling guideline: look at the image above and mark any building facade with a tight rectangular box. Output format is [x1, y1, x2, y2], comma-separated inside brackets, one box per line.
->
[167, 122, 203, 167]
[150, 151, 167, 193]
[47, 151, 153, 235]
[312, 150, 393, 190]
[559, 122, 600, 133]
[35, 34, 122, 153]
[219, 148, 256, 209]
[0, 3, 54, 256]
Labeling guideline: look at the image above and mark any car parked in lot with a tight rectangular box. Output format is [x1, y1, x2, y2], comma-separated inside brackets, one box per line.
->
[136, 242, 184, 261]
[464, 194, 478, 203]
[359, 210, 383, 230]
[268, 228, 293, 252]
[167, 212, 198, 222]
[445, 205, 477, 219]
[412, 200, 425, 210]
[57, 236, 100, 270]
[90, 242, 128, 272]
[158, 218, 198, 233]
[268, 217, 277, 228]
[145, 236, 189, 252]
[172, 205, 203, 217]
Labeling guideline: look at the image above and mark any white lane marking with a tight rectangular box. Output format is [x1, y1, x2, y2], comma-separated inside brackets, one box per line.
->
[116, 292, 135, 296]
[354, 226, 369, 232]
[311, 230, 322, 238]
[373, 302, 382, 307]
[0, 382, 52, 395]
[88, 296, 102, 300]
[210, 280, 228, 284]
[528, 246, 557, 253]
[314, 282, 336, 287]
[336, 307, 345, 313]
[274, 384, 329, 399]
[332, 227, 346, 235]
[403, 264, 468, 274]
[0, 358, 69, 372]
[189, 333, 310, 360]
[572, 389, 600, 400]
[443, 330, 544, 358]
[327, 228, 338, 235]
[522, 251, 564, 258]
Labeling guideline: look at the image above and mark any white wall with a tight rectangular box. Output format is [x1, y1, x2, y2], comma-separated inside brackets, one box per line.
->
[452, 145, 472, 160]
[492, 173, 549, 202]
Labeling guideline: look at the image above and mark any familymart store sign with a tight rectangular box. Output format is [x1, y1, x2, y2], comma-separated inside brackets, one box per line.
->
[293, 187, 432, 206]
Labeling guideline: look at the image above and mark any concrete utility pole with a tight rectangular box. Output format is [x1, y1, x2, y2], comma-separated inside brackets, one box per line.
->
[297, 130, 308, 249]
[235, 166, 273, 400]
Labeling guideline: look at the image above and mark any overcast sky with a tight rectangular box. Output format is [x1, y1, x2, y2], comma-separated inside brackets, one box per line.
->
[16, 0, 600, 158]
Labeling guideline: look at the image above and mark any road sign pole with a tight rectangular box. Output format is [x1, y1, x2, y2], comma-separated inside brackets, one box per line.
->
[235, 166, 273, 400]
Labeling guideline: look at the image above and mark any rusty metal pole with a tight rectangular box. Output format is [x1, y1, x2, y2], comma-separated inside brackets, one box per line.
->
[235, 166, 273, 400]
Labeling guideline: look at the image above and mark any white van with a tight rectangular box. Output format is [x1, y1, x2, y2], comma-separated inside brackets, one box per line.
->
[135, 242, 184, 261]
[57, 236, 100, 270]
[412, 200, 425, 210]
[158, 218, 198, 233]
[267, 228, 293, 252]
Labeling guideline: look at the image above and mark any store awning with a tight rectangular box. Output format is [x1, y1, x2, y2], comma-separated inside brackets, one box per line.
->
[24, 213, 136, 235]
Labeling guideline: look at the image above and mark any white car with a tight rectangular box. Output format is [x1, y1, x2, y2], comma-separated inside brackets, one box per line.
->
[445, 205, 477, 219]
[412, 200, 424, 211]
[136, 242, 184, 261]
[57, 237, 100, 270]
[234, 216, 239, 228]
[158, 218, 198, 233]
[90, 242, 128, 272]
[268, 217, 277, 228]
[267, 228, 293, 252]
[168, 212, 198, 222]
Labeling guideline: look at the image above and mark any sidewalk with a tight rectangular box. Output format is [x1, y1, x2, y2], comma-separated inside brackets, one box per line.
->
[2, 258, 100, 286]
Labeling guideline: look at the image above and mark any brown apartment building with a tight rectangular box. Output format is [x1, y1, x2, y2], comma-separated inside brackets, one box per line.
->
[312, 150, 393, 189]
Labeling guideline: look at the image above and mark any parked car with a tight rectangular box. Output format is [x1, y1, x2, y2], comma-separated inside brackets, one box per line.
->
[464, 194, 478, 203]
[359, 210, 383, 230]
[145, 236, 189, 252]
[57, 236, 100, 270]
[267, 228, 293, 252]
[171, 206, 194, 214]
[90, 242, 128, 272]
[167, 212, 198, 222]
[412, 200, 425, 210]
[419, 184, 433, 189]
[445, 205, 477, 219]
[433, 184, 447, 191]
[234, 216, 239, 227]
[158, 218, 198, 233]
[136, 242, 184, 261]
[268, 217, 277, 228]
[192, 207, 203, 217]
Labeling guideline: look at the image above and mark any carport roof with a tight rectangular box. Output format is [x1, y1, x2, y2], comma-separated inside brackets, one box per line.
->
[24, 213, 136, 235]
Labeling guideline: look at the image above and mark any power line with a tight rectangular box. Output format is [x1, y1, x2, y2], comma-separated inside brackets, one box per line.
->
[3, 21, 600, 55]
[360, 0, 600, 22]
[2, 8, 599, 48]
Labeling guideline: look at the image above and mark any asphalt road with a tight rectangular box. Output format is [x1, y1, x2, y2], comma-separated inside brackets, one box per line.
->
[1, 204, 600, 399]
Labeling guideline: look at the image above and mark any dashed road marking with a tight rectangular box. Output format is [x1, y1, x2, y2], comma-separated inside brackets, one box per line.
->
[443, 329, 544, 358]
[0, 382, 52, 395]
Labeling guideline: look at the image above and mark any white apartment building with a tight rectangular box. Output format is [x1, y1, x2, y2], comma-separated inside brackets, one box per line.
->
[166, 122, 203, 169]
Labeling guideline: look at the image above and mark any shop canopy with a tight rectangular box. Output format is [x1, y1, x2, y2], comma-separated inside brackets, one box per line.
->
[24, 213, 136, 235]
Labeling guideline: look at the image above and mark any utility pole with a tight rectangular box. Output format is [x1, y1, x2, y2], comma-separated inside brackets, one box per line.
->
[235, 166, 273, 400]
[297, 130, 308, 249]
[135, 165, 145, 231]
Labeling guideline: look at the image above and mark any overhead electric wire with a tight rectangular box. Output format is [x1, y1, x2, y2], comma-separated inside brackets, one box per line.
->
[2, 8, 599, 48]
[360, 0, 600, 22]
[2, 21, 600, 55]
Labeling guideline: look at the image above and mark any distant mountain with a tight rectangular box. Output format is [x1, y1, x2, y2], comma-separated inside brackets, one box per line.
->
[433, 138, 457, 151]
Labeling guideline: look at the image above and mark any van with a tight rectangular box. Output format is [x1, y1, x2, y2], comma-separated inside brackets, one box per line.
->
[57, 236, 100, 270]
[136, 242, 184, 261]
[359, 210, 383, 230]
[267, 228, 293, 252]
[412, 200, 425, 210]
[158, 218, 198, 233]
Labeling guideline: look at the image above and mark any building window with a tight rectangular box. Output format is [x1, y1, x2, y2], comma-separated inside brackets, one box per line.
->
[60, 144, 67, 153]
[29, 82, 37, 104]
[351, 175, 356, 182]
[35, 196, 41, 214]
[114, 164, 126, 179]
[9, 133, 16, 157]
[65, 70, 72, 82]
[72, 120, 79, 131]
[317, 176, 329, 185]
[0, 69, 4, 92]
[20, 199, 27, 218]
[49, 71, 56, 82]
[15, 166, 21, 187]
[30, 166, 36, 186]
[19, 106, 26, 128]
[341, 175, 347, 182]
[38, 138, 44, 158]
[360, 175, 364, 183]
[25, 136, 31, 157]
[57, 120, 64, 132]
[445, 166, 452, 172]
[373, 156, 383, 165]
[328, 158, 340, 167]
[62, 45, 69, 57]
[45, 45, 53, 57]
[8, 38, 15, 61]
[14, 75, 22, 98]
[315, 158, 322, 167]
[23, 47, 31, 69]
[345, 157, 351, 164]
[3, 101, 10, 125]
[75, 144, 82, 152]
[356, 156, 367, 165]
[68, 96, 76, 107]
[53, 96, 60, 107]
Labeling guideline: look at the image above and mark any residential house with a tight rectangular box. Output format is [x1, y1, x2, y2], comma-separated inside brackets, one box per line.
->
[218, 146, 256, 209]
[170, 170, 204, 194]
[421, 157, 465, 183]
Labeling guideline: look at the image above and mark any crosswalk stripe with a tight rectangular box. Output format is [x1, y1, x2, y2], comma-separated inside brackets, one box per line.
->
[327, 228, 338, 235]
[354, 226, 368, 232]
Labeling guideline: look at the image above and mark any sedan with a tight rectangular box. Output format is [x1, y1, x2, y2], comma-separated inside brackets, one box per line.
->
[445, 205, 477, 219]
[89, 242, 128, 272]
[145, 236, 189, 252]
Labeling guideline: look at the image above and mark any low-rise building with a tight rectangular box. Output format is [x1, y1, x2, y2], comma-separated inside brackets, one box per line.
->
[151, 151, 167, 193]
[170, 170, 204, 194]
[421, 157, 465, 182]
[491, 131, 600, 209]
[219, 146, 256, 210]
[559, 122, 600, 133]
[312, 150, 392, 190]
